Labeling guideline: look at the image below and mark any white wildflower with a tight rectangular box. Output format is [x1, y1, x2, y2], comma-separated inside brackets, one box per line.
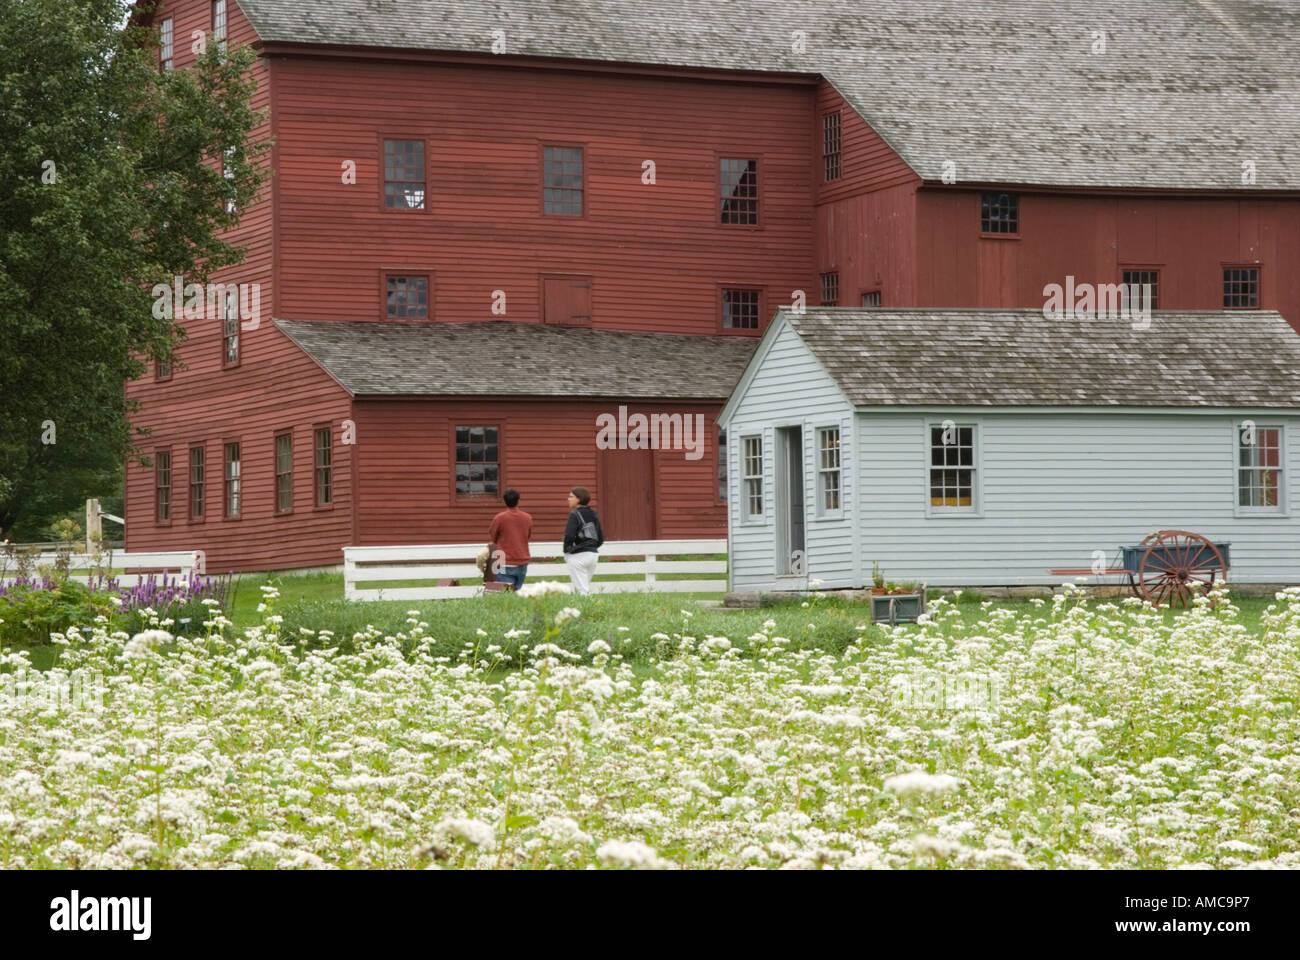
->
[596, 839, 673, 870]
[883, 771, 960, 798]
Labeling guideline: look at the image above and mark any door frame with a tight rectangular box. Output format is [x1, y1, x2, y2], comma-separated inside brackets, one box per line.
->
[773, 423, 806, 578]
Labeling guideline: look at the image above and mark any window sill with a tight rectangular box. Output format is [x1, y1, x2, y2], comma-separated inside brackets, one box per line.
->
[979, 232, 1020, 241]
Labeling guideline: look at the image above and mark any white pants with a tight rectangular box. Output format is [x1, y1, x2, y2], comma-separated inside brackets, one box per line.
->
[564, 551, 599, 595]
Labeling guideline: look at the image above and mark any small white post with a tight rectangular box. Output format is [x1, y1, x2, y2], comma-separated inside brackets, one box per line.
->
[86, 498, 101, 550]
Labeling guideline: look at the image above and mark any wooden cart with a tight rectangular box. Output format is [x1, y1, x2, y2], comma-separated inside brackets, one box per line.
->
[1049, 530, 1230, 607]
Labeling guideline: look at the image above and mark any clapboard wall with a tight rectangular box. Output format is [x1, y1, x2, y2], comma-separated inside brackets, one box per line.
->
[724, 321, 856, 591]
[270, 53, 817, 335]
[854, 411, 1300, 585]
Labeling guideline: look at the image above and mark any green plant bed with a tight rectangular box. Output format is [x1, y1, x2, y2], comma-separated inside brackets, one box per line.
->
[0, 579, 118, 646]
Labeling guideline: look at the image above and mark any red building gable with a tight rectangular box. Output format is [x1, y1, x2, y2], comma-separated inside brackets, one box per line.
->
[126, 0, 1300, 572]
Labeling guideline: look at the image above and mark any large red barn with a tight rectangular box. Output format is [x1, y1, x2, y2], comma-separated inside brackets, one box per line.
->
[126, 0, 1300, 572]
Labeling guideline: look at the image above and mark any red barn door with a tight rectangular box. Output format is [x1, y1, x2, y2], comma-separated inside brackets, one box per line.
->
[597, 449, 655, 541]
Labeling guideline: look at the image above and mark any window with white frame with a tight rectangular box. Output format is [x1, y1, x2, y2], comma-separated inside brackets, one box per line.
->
[1238, 423, 1284, 511]
[212, 1, 227, 57]
[159, 18, 173, 70]
[742, 436, 763, 519]
[223, 146, 237, 214]
[929, 423, 977, 510]
[222, 288, 239, 365]
[817, 426, 841, 514]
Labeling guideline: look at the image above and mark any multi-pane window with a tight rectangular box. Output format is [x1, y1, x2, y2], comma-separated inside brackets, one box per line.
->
[155, 450, 172, 521]
[189, 446, 205, 519]
[383, 139, 426, 209]
[224, 442, 241, 517]
[275, 433, 293, 513]
[742, 436, 763, 520]
[720, 158, 758, 224]
[722, 288, 760, 330]
[929, 424, 977, 509]
[817, 427, 841, 514]
[1122, 269, 1160, 310]
[212, 1, 227, 56]
[455, 426, 499, 497]
[823, 113, 841, 182]
[1223, 267, 1260, 308]
[386, 276, 429, 319]
[156, 357, 171, 380]
[1238, 425, 1283, 510]
[820, 272, 839, 306]
[315, 427, 333, 506]
[223, 289, 239, 365]
[543, 146, 583, 215]
[861, 290, 882, 307]
[160, 18, 173, 70]
[981, 192, 1018, 234]
[717, 428, 728, 501]
[223, 146, 237, 214]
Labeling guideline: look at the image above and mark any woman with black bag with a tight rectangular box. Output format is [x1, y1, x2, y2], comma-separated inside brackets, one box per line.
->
[563, 486, 604, 595]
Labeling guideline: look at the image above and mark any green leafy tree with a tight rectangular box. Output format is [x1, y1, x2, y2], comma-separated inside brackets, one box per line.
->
[0, 0, 267, 539]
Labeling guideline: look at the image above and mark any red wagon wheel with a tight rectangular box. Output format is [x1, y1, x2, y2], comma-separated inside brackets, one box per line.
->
[1136, 530, 1225, 608]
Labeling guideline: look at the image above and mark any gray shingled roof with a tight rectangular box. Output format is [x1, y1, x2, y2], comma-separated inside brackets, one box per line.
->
[782, 308, 1300, 408]
[235, 0, 1300, 190]
[276, 319, 756, 399]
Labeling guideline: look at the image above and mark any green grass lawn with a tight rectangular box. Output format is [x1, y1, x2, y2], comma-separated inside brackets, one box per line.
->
[249, 572, 1277, 669]
[225, 570, 343, 628]
[4, 564, 1280, 671]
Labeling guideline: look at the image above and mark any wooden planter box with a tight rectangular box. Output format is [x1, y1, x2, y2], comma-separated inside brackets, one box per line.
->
[869, 585, 927, 624]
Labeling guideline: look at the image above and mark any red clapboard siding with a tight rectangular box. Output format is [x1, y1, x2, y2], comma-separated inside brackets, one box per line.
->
[915, 190, 1300, 322]
[814, 80, 920, 203]
[124, 323, 356, 573]
[270, 56, 816, 333]
[352, 400, 726, 546]
[812, 80, 922, 308]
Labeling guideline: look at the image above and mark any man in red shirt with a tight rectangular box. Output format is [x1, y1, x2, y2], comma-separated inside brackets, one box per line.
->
[488, 489, 533, 591]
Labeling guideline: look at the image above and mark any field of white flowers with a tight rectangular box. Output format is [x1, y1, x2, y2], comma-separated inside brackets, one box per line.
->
[1, 584, 1298, 869]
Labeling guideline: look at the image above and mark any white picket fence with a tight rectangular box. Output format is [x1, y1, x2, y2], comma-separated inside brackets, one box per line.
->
[0, 550, 202, 588]
[343, 540, 727, 601]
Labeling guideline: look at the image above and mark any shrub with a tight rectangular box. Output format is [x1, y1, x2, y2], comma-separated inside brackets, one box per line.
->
[0, 576, 117, 645]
